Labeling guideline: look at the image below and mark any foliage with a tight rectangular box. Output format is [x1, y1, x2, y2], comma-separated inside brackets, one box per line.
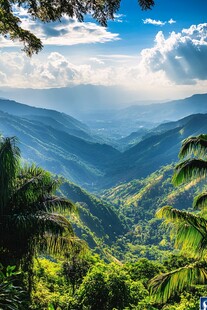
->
[31, 258, 74, 309]
[0, 264, 25, 310]
[0, 136, 77, 294]
[125, 258, 165, 285]
[1, 0, 154, 55]
[150, 134, 207, 303]
[77, 262, 148, 310]
[102, 164, 202, 261]
[62, 243, 93, 294]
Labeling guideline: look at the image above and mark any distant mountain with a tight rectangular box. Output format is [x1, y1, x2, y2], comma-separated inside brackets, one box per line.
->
[0, 98, 93, 141]
[0, 99, 120, 189]
[1, 96, 207, 191]
[116, 128, 148, 151]
[0, 85, 136, 119]
[2, 87, 206, 141]
[103, 113, 207, 188]
[116, 93, 207, 123]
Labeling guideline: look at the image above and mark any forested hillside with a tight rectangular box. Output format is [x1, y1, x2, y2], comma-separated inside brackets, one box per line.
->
[1, 97, 207, 192]
[104, 113, 207, 187]
[0, 100, 120, 188]
[1, 93, 207, 309]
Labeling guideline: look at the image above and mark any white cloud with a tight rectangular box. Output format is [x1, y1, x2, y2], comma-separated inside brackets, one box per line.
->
[143, 18, 176, 26]
[114, 14, 125, 23]
[89, 57, 105, 65]
[0, 6, 120, 48]
[0, 49, 206, 101]
[143, 18, 166, 26]
[140, 23, 207, 84]
[168, 18, 176, 24]
[0, 22, 206, 101]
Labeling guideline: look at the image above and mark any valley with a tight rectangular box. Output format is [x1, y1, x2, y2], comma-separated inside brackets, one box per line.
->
[1, 90, 207, 309]
[1, 92, 207, 261]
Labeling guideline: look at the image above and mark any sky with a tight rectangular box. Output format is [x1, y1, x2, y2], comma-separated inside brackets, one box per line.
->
[0, 0, 207, 102]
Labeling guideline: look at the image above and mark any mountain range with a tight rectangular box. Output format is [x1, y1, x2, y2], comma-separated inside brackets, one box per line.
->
[0, 93, 207, 190]
[1, 91, 207, 259]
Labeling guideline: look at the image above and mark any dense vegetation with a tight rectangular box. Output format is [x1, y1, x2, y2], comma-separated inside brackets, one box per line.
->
[2, 134, 207, 309]
[2, 97, 207, 309]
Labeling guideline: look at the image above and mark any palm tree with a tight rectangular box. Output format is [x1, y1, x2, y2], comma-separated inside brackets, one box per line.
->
[0, 136, 78, 293]
[150, 134, 207, 303]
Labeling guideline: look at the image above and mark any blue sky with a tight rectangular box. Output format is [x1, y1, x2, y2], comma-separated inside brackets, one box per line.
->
[0, 0, 207, 103]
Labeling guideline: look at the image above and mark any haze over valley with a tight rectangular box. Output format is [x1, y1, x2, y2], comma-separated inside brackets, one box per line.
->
[1, 92, 207, 190]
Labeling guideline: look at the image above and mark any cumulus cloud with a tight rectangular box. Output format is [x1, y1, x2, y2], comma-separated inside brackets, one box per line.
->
[0, 49, 206, 101]
[0, 51, 118, 88]
[140, 23, 207, 84]
[0, 6, 119, 48]
[143, 18, 166, 26]
[143, 18, 176, 26]
[0, 22, 206, 100]
[89, 57, 105, 65]
[114, 14, 125, 23]
[168, 18, 176, 24]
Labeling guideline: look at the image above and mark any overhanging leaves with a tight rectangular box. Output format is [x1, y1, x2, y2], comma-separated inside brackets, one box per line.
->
[150, 261, 207, 303]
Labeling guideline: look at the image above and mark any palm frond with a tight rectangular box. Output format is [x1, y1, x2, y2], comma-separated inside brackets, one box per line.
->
[138, 0, 155, 10]
[13, 166, 76, 214]
[150, 261, 207, 303]
[157, 206, 207, 258]
[179, 135, 207, 159]
[43, 196, 76, 214]
[12, 211, 74, 235]
[41, 235, 87, 256]
[0, 137, 20, 212]
[172, 159, 207, 186]
[193, 192, 207, 210]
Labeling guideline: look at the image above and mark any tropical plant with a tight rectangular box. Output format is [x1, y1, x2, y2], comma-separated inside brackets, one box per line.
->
[0, 264, 25, 310]
[1, 0, 154, 55]
[150, 134, 207, 303]
[0, 136, 77, 293]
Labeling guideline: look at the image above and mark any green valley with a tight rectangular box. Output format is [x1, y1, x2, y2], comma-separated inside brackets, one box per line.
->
[1, 93, 207, 309]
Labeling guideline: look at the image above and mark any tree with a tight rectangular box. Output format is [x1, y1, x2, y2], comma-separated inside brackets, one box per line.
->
[62, 243, 92, 294]
[77, 261, 148, 310]
[150, 134, 207, 303]
[0, 0, 155, 56]
[0, 136, 77, 294]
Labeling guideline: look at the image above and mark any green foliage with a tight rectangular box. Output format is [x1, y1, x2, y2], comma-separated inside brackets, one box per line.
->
[125, 258, 165, 285]
[0, 264, 26, 310]
[178, 134, 207, 159]
[32, 259, 71, 309]
[150, 134, 207, 304]
[62, 244, 93, 294]
[0, 136, 79, 299]
[77, 262, 148, 310]
[150, 261, 207, 303]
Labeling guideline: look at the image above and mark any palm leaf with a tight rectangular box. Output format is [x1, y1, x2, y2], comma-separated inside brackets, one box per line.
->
[11, 211, 74, 236]
[150, 261, 207, 303]
[193, 192, 207, 210]
[0, 137, 20, 212]
[179, 135, 207, 159]
[138, 0, 155, 10]
[41, 235, 87, 256]
[43, 196, 76, 214]
[12, 166, 76, 214]
[157, 206, 207, 258]
[172, 159, 207, 186]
